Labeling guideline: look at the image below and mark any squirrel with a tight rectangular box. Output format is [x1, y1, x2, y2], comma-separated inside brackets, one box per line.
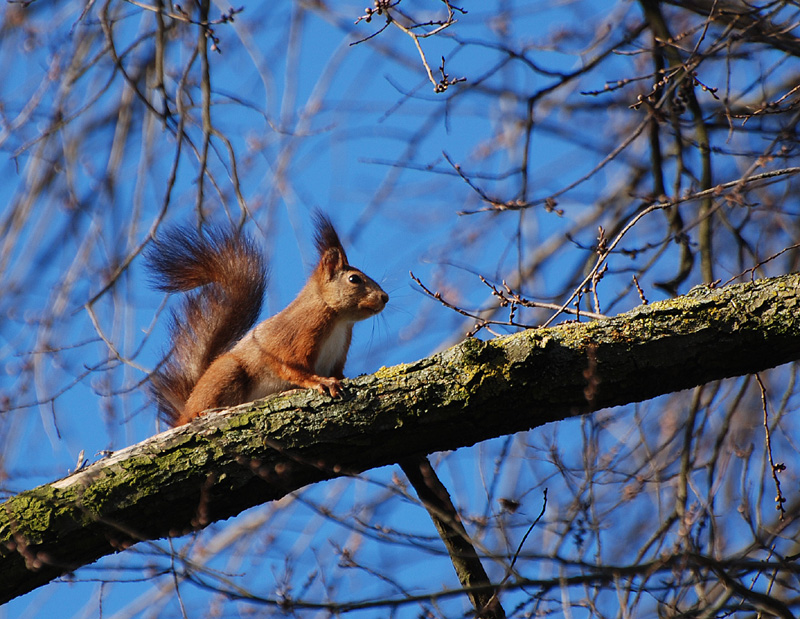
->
[146, 213, 389, 427]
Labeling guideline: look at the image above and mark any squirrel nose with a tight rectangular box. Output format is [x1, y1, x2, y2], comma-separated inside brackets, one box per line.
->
[380, 292, 389, 305]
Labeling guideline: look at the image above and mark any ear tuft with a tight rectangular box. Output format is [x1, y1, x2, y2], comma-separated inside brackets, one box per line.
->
[313, 211, 348, 265]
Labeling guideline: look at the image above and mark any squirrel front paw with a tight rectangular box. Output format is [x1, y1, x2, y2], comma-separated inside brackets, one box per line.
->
[315, 377, 343, 398]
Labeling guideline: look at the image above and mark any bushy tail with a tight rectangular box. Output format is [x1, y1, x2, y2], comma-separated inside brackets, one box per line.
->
[146, 226, 267, 424]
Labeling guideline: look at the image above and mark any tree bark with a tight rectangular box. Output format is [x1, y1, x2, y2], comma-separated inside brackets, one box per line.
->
[1, 273, 799, 603]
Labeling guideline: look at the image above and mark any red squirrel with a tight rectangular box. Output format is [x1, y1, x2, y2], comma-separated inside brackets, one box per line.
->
[147, 213, 389, 426]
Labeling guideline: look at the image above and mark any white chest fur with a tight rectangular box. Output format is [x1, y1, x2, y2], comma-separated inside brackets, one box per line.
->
[315, 321, 351, 376]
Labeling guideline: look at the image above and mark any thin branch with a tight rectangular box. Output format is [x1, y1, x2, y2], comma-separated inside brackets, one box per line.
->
[399, 456, 505, 618]
[755, 374, 786, 522]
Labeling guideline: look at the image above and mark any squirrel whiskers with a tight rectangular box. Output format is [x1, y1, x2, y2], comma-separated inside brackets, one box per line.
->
[147, 213, 388, 426]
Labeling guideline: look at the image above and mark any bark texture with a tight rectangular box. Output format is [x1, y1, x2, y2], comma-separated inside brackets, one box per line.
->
[1, 273, 799, 603]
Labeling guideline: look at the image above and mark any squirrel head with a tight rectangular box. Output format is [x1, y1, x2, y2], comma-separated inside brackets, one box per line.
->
[313, 212, 389, 321]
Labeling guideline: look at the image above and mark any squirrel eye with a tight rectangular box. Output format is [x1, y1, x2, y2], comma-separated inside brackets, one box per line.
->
[348, 273, 363, 285]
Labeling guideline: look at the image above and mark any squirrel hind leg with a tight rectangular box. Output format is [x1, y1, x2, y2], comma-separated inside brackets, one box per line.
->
[178, 354, 254, 425]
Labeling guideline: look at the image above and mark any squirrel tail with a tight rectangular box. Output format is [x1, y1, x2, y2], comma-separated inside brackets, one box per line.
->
[146, 226, 267, 424]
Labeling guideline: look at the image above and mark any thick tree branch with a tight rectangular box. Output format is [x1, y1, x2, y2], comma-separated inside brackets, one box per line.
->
[2, 273, 800, 603]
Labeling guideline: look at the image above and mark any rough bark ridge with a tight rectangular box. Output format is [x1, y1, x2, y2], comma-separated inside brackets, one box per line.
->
[1, 273, 799, 603]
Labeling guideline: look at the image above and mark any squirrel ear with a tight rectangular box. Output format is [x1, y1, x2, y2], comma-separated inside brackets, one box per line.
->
[319, 246, 347, 279]
[313, 211, 349, 277]
[313, 212, 348, 261]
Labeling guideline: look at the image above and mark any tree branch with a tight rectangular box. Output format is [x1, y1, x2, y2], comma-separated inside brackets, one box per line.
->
[662, 0, 800, 58]
[2, 273, 800, 603]
[399, 455, 505, 618]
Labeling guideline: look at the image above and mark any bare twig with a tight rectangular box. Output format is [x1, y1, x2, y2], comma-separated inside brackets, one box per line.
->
[755, 374, 786, 521]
